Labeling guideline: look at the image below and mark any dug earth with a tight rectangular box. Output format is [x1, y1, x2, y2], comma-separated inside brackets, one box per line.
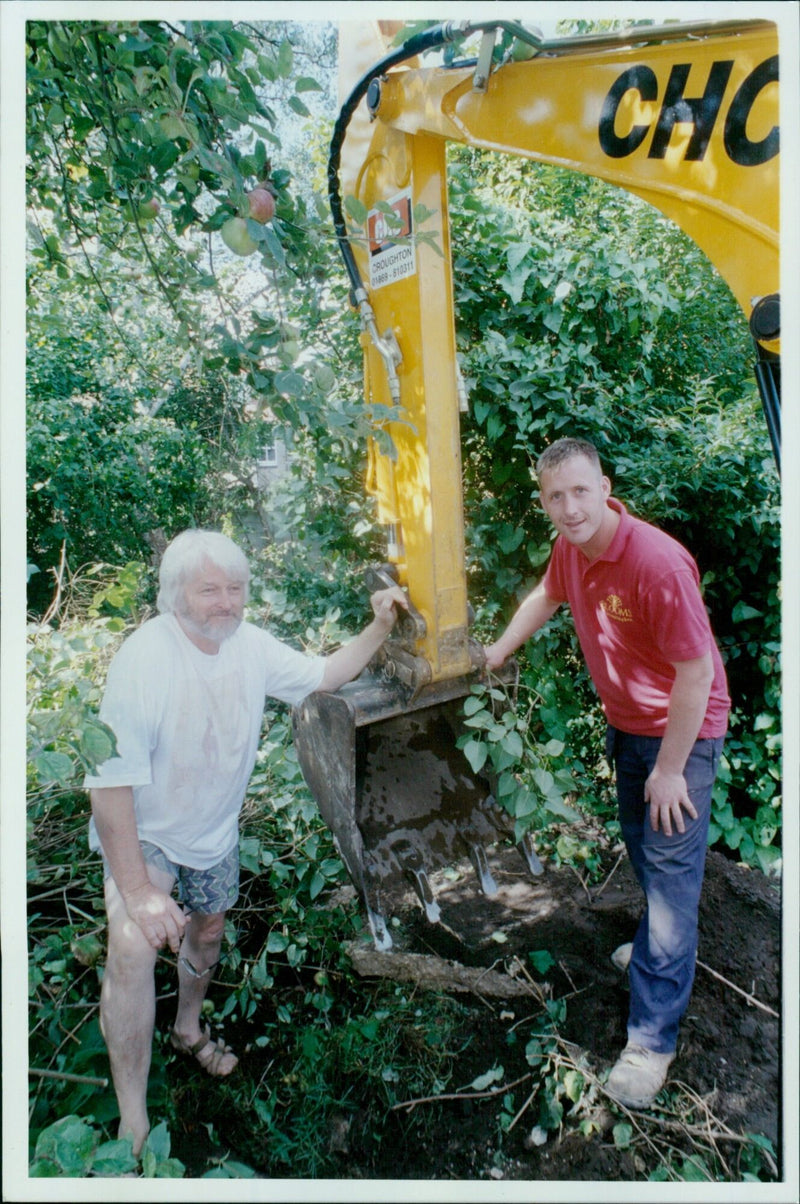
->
[339, 839, 782, 1183]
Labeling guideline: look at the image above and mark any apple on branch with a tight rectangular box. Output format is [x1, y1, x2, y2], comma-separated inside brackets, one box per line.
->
[246, 187, 276, 224]
[220, 216, 258, 256]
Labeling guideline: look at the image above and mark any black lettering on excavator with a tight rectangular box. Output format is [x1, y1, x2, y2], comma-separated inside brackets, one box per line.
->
[724, 55, 779, 165]
[647, 60, 733, 160]
[598, 66, 658, 158]
[599, 58, 779, 165]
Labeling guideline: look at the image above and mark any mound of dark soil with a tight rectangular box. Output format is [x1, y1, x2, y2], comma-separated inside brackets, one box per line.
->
[339, 843, 782, 1183]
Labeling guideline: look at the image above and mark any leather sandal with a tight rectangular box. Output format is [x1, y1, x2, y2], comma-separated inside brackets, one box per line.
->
[170, 1026, 238, 1077]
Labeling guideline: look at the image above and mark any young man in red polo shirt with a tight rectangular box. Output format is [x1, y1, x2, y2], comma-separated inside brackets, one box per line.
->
[484, 436, 730, 1108]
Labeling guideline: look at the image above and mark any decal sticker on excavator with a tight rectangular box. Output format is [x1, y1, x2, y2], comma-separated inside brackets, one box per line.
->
[368, 188, 416, 290]
[599, 55, 779, 165]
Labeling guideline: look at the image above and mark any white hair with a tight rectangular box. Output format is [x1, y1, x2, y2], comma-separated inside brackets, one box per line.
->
[156, 529, 250, 614]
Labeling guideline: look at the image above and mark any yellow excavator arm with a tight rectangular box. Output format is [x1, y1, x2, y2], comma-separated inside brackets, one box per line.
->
[293, 17, 781, 949]
[337, 17, 779, 693]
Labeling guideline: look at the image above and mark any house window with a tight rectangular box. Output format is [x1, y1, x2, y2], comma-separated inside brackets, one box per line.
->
[258, 439, 278, 466]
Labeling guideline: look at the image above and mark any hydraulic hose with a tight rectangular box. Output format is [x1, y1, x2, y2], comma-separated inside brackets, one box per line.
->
[326, 20, 543, 402]
[326, 22, 464, 299]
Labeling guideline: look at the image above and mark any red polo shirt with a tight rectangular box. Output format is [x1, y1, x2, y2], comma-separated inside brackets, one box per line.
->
[543, 499, 730, 738]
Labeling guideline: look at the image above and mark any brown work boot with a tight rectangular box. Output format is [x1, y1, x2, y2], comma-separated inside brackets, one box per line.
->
[606, 1043, 674, 1108]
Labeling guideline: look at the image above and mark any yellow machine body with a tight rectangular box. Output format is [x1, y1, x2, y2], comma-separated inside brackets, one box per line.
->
[293, 19, 780, 948]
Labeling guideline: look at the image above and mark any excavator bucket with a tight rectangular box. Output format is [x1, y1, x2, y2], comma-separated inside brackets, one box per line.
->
[292, 665, 543, 951]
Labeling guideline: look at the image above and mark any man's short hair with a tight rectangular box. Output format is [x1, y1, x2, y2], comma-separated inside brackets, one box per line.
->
[536, 437, 602, 480]
[157, 530, 250, 614]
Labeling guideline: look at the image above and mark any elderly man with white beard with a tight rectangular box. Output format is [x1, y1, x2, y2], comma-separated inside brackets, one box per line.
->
[85, 528, 407, 1157]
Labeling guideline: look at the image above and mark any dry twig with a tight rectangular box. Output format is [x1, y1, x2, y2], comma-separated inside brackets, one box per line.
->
[696, 959, 778, 1018]
[30, 1068, 108, 1089]
[391, 1073, 532, 1113]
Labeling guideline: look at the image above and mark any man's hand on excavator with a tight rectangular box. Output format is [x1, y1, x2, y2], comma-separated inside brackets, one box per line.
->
[483, 642, 508, 673]
[370, 586, 409, 631]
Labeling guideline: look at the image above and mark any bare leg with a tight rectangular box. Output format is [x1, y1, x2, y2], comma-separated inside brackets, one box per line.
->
[171, 912, 237, 1075]
[100, 863, 175, 1156]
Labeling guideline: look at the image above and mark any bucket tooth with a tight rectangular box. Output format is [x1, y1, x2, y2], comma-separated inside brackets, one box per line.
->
[365, 899, 393, 951]
[464, 839, 499, 898]
[518, 833, 545, 876]
[391, 839, 441, 922]
[481, 793, 545, 879]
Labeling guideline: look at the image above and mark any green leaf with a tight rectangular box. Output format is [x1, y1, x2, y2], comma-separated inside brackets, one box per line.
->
[288, 95, 311, 118]
[462, 738, 488, 773]
[276, 38, 294, 77]
[470, 1065, 504, 1091]
[542, 738, 565, 757]
[524, 1038, 544, 1065]
[80, 720, 116, 768]
[528, 949, 555, 975]
[501, 729, 523, 759]
[309, 871, 326, 900]
[563, 1069, 585, 1102]
[676, 1155, 712, 1181]
[612, 1121, 633, 1149]
[732, 602, 763, 622]
[33, 751, 74, 785]
[514, 789, 539, 818]
[202, 1159, 257, 1178]
[274, 370, 306, 398]
[143, 1121, 172, 1163]
[29, 1159, 61, 1177]
[497, 771, 518, 797]
[153, 1157, 186, 1178]
[541, 795, 580, 821]
[463, 693, 487, 716]
[344, 195, 369, 224]
[34, 1116, 98, 1176]
[533, 767, 555, 795]
[90, 1138, 139, 1176]
[538, 1095, 563, 1130]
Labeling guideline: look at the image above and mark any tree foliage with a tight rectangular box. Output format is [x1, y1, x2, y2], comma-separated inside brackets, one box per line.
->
[26, 18, 366, 606]
[449, 148, 780, 868]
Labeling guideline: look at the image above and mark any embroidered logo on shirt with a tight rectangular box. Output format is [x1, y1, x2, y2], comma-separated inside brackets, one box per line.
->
[600, 594, 633, 622]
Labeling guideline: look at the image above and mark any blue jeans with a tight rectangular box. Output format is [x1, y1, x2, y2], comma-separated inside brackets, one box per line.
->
[606, 726, 725, 1054]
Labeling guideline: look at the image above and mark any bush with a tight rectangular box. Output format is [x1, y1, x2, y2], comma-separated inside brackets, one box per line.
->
[450, 152, 780, 870]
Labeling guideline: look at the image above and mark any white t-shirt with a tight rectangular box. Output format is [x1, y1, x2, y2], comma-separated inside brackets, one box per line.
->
[85, 613, 325, 867]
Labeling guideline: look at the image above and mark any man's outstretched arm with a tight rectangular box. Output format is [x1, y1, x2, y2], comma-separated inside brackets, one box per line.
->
[484, 580, 561, 671]
[318, 586, 408, 693]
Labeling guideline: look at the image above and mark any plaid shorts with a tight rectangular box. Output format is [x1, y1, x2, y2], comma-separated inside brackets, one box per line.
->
[103, 840, 239, 915]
